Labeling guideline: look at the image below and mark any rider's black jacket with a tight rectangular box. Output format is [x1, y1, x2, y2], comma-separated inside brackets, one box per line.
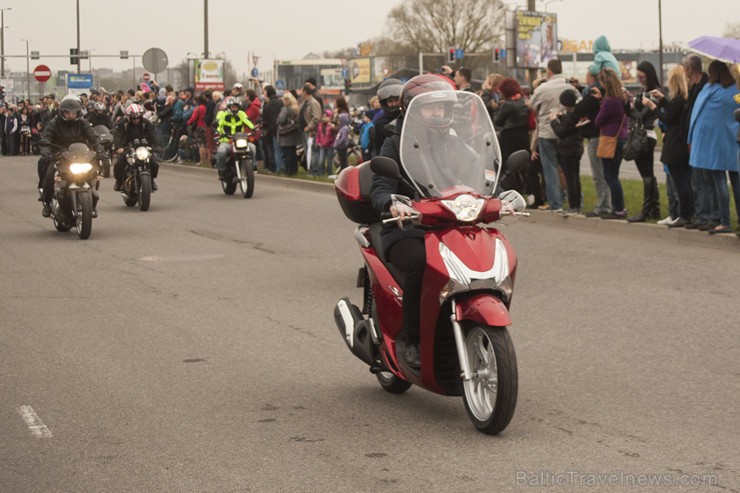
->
[40, 116, 103, 156]
[113, 119, 158, 150]
[85, 112, 113, 129]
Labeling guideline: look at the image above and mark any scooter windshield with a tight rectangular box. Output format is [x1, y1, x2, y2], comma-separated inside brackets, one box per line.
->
[400, 91, 501, 198]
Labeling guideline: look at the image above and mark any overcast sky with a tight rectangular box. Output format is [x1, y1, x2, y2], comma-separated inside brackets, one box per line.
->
[1, 0, 737, 80]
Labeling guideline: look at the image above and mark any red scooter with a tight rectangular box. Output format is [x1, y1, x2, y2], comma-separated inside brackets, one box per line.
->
[334, 91, 529, 434]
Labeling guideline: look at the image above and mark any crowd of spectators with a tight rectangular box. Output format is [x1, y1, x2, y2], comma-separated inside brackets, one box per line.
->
[3, 37, 739, 239]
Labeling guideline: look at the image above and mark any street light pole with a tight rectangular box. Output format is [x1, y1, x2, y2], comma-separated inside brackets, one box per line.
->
[76, 0, 81, 73]
[658, 0, 664, 84]
[22, 38, 32, 100]
[0, 7, 11, 79]
[204, 0, 209, 59]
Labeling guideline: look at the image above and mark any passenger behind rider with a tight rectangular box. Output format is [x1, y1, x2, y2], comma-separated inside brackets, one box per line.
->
[369, 74, 459, 368]
[112, 103, 160, 192]
[39, 96, 104, 217]
[214, 97, 256, 179]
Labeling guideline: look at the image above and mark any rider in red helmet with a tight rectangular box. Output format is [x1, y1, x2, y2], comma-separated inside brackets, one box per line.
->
[369, 74, 457, 369]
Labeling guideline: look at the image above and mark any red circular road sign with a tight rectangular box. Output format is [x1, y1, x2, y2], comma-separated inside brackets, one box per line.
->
[142, 72, 151, 81]
[33, 65, 52, 82]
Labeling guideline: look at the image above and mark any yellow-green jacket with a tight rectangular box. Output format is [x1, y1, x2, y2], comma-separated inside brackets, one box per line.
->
[216, 110, 255, 143]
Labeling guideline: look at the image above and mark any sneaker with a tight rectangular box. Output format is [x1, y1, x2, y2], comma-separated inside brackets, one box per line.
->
[537, 204, 551, 211]
[667, 217, 689, 228]
[683, 220, 704, 230]
[657, 216, 676, 225]
[549, 208, 563, 214]
[152, 181, 158, 191]
[91, 209, 98, 218]
[113, 182, 122, 192]
[563, 208, 581, 215]
[41, 203, 51, 217]
[601, 210, 627, 220]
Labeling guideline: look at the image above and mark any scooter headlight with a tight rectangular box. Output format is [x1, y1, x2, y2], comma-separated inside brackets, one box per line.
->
[438, 239, 513, 303]
[441, 194, 485, 222]
[135, 146, 151, 161]
[234, 138, 249, 149]
[69, 162, 93, 174]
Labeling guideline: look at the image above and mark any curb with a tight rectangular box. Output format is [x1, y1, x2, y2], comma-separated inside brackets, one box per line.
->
[162, 163, 739, 253]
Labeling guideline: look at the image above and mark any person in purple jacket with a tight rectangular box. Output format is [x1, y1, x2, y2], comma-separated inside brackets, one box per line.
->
[333, 113, 350, 171]
[592, 68, 629, 219]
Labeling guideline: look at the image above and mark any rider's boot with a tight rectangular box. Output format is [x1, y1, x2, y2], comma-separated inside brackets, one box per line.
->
[41, 202, 51, 217]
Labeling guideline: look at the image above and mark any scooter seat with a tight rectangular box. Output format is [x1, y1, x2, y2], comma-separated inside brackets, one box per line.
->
[368, 222, 407, 288]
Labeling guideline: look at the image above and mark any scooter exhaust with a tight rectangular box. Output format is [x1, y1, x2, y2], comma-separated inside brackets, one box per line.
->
[334, 298, 375, 367]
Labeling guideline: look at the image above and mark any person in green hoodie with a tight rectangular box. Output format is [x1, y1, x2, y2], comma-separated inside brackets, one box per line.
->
[589, 36, 620, 76]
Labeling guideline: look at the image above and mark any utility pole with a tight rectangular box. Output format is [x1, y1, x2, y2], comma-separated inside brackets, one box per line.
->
[1, 7, 11, 78]
[658, 0, 664, 84]
[76, 0, 81, 73]
[204, 0, 209, 59]
[22, 39, 31, 100]
[527, 0, 537, 84]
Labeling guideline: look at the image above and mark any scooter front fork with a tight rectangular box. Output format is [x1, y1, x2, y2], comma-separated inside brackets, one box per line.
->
[450, 299, 474, 382]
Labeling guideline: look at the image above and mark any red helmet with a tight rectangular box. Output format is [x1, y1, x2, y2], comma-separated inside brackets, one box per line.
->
[125, 103, 144, 120]
[400, 74, 455, 114]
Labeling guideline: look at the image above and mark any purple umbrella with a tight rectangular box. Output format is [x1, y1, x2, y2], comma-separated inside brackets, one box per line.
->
[688, 36, 740, 64]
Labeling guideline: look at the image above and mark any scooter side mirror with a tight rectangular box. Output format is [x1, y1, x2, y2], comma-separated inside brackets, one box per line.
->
[504, 149, 530, 176]
[370, 156, 401, 180]
[498, 190, 527, 213]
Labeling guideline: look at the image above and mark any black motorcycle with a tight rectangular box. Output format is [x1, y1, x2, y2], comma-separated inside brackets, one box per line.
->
[93, 125, 114, 178]
[219, 132, 254, 199]
[40, 140, 99, 240]
[121, 139, 154, 211]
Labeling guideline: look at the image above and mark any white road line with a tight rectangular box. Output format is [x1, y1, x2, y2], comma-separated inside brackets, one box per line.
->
[17, 405, 53, 438]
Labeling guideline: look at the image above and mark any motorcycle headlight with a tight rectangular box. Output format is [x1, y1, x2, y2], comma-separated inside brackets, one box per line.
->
[135, 146, 151, 161]
[441, 194, 485, 222]
[234, 138, 249, 149]
[438, 239, 513, 303]
[69, 162, 93, 174]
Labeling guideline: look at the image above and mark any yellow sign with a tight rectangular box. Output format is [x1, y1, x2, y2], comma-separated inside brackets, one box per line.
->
[561, 39, 594, 54]
[350, 58, 371, 84]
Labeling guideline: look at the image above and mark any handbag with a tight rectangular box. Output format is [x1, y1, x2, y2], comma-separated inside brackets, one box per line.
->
[278, 113, 300, 135]
[622, 111, 648, 161]
[597, 114, 626, 159]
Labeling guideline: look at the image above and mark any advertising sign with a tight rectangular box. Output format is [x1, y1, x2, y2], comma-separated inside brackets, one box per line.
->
[350, 58, 371, 84]
[67, 73, 94, 96]
[515, 11, 558, 68]
[194, 59, 224, 91]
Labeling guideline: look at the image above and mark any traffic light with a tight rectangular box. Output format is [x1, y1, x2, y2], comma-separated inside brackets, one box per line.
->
[344, 79, 351, 94]
[0, 86, 5, 101]
[448, 48, 455, 64]
[495, 48, 500, 62]
[69, 48, 79, 65]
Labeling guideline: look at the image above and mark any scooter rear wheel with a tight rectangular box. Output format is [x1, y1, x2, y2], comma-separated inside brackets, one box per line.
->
[376, 371, 412, 394]
[462, 325, 517, 435]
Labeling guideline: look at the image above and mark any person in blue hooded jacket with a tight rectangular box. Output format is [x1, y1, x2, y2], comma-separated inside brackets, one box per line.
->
[589, 36, 620, 76]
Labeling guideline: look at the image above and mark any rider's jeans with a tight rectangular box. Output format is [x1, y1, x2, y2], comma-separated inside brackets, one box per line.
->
[215, 142, 257, 171]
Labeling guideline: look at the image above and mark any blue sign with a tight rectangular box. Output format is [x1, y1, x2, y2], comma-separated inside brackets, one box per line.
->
[67, 73, 93, 89]
[275, 79, 285, 90]
[251, 67, 259, 78]
[500, 49, 507, 59]
[455, 49, 464, 60]
[341, 67, 349, 79]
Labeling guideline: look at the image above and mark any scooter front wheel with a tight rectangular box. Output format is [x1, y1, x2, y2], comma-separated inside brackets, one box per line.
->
[376, 371, 412, 394]
[462, 325, 517, 435]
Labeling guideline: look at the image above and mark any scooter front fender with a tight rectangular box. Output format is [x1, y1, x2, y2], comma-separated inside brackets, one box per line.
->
[455, 293, 512, 327]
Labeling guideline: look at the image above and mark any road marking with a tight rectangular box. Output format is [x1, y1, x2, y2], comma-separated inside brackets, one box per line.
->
[17, 406, 53, 438]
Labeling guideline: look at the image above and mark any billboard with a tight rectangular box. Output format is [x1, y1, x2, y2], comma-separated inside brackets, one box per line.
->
[194, 59, 224, 91]
[516, 11, 557, 68]
[350, 58, 371, 84]
[67, 73, 94, 96]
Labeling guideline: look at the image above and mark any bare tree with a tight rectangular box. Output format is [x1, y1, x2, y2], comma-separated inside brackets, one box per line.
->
[388, 0, 505, 54]
[723, 21, 740, 38]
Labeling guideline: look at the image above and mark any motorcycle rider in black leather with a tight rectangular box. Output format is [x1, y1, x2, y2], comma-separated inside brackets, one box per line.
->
[369, 74, 457, 369]
[39, 97, 104, 217]
[85, 101, 113, 129]
[112, 103, 159, 192]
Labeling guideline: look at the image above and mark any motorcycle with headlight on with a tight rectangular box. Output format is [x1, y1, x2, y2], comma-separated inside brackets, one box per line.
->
[218, 131, 255, 199]
[333, 90, 530, 435]
[40, 140, 100, 240]
[121, 138, 154, 211]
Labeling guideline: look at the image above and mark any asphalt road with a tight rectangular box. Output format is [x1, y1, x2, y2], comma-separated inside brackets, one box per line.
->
[1, 157, 738, 492]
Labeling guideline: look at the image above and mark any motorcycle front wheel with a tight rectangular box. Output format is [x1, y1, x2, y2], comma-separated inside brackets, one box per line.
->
[462, 325, 517, 435]
[102, 157, 111, 178]
[376, 371, 412, 394]
[221, 167, 237, 195]
[139, 174, 151, 211]
[76, 192, 93, 240]
[239, 159, 254, 198]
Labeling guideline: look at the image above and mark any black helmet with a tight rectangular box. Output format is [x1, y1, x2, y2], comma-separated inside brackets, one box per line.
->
[59, 96, 83, 121]
[400, 74, 455, 115]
